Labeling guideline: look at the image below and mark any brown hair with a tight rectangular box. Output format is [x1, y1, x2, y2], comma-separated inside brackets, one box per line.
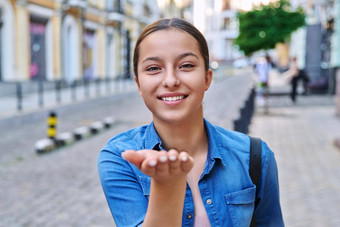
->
[133, 18, 210, 77]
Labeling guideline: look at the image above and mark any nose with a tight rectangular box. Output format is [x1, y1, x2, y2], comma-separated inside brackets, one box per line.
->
[162, 69, 180, 88]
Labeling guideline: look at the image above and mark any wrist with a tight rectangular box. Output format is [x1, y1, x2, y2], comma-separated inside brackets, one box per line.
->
[151, 175, 187, 188]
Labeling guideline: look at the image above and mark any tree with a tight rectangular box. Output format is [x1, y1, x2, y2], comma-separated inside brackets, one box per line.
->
[234, 0, 306, 56]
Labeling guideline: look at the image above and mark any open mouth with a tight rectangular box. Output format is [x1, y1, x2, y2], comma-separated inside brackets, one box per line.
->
[158, 95, 188, 102]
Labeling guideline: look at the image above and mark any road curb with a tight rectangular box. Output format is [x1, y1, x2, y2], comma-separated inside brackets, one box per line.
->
[35, 117, 116, 154]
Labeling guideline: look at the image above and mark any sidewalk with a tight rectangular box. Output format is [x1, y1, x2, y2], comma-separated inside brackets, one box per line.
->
[0, 79, 137, 122]
[250, 70, 340, 226]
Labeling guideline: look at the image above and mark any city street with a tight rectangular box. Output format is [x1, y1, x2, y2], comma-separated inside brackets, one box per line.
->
[0, 68, 340, 226]
[250, 95, 340, 227]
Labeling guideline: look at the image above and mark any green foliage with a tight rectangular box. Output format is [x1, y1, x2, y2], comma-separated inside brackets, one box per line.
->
[234, 0, 306, 56]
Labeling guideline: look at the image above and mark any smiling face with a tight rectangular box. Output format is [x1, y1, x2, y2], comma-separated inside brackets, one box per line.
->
[135, 28, 212, 125]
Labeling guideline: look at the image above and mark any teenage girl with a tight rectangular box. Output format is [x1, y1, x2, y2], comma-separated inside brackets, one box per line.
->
[98, 18, 284, 227]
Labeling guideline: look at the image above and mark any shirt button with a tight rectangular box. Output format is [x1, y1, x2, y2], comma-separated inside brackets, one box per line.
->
[206, 199, 212, 205]
[187, 214, 192, 219]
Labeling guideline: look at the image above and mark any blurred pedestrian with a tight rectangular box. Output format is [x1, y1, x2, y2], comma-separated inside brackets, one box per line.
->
[254, 55, 272, 111]
[98, 18, 283, 227]
[283, 56, 309, 103]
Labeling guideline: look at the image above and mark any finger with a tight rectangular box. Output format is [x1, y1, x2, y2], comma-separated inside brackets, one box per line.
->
[179, 151, 194, 173]
[155, 151, 170, 176]
[168, 149, 181, 175]
[122, 150, 146, 169]
[122, 150, 157, 169]
[140, 157, 157, 176]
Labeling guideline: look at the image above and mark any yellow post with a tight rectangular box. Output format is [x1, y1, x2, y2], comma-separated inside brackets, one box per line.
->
[47, 112, 57, 139]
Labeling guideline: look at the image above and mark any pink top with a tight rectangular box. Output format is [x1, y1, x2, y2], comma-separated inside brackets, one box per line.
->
[194, 212, 211, 227]
[192, 184, 211, 227]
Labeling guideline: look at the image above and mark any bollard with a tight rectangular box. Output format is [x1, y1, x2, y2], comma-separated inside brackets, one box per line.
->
[55, 80, 62, 103]
[233, 87, 256, 134]
[36, 115, 116, 154]
[35, 138, 55, 154]
[103, 117, 115, 128]
[71, 81, 77, 102]
[96, 78, 101, 97]
[105, 77, 111, 94]
[16, 82, 23, 111]
[38, 79, 44, 107]
[55, 132, 74, 147]
[47, 111, 57, 140]
[84, 79, 90, 98]
[73, 126, 91, 140]
[90, 121, 104, 134]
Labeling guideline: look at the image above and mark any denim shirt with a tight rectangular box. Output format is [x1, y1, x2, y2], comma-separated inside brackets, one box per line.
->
[98, 119, 284, 227]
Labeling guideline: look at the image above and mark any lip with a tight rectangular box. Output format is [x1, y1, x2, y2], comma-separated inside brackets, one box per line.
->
[157, 92, 188, 105]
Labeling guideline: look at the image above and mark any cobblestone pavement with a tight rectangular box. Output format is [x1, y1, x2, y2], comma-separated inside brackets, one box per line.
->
[0, 96, 149, 226]
[0, 67, 250, 226]
[0, 82, 150, 226]
[1, 68, 340, 226]
[250, 95, 340, 227]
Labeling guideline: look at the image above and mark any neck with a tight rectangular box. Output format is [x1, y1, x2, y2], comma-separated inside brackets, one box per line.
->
[153, 112, 208, 156]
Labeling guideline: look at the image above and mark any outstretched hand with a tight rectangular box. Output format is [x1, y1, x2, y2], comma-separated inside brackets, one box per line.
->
[122, 149, 194, 184]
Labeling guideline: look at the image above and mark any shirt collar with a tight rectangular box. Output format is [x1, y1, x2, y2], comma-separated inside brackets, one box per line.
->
[204, 119, 227, 168]
[144, 122, 164, 151]
[143, 120, 227, 168]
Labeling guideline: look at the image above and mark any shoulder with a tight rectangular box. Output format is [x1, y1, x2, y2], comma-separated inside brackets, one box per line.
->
[97, 125, 150, 181]
[101, 125, 149, 156]
[206, 121, 250, 167]
[206, 120, 274, 164]
[259, 140, 277, 173]
[210, 123, 250, 152]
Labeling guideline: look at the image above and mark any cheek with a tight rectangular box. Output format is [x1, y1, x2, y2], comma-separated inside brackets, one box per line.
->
[184, 76, 207, 91]
[138, 77, 159, 95]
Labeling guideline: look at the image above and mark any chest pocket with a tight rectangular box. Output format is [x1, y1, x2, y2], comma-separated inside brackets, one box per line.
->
[225, 186, 256, 227]
[139, 175, 151, 199]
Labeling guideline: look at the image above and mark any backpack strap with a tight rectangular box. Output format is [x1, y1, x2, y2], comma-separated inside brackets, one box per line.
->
[249, 136, 262, 227]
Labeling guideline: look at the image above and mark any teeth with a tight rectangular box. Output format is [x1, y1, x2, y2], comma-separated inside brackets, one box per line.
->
[161, 96, 185, 101]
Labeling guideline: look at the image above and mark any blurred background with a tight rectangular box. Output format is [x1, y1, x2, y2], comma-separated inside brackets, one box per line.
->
[0, 0, 339, 97]
[0, 0, 340, 226]
[0, 0, 338, 89]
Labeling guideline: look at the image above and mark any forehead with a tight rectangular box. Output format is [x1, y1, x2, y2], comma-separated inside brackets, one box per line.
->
[138, 28, 201, 59]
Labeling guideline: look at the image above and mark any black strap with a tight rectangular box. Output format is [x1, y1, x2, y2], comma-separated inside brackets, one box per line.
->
[249, 136, 262, 227]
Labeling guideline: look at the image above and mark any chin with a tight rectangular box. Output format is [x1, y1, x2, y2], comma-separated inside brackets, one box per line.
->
[155, 112, 197, 125]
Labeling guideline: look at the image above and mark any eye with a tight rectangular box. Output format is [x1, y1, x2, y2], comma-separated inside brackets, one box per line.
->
[180, 63, 195, 69]
[146, 66, 161, 72]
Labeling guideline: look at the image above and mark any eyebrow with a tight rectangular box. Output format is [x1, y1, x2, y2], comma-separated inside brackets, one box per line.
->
[176, 52, 199, 61]
[141, 52, 199, 64]
[142, 57, 161, 64]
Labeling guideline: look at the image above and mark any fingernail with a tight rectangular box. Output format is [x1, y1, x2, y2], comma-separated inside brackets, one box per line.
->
[149, 160, 157, 167]
[181, 155, 188, 162]
[159, 156, 168, 163]
[169, 155, 177, 161]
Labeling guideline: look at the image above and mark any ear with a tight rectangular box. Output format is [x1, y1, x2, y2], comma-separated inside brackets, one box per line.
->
[135, 76, 143, 96]
[204, 69, 213, 91]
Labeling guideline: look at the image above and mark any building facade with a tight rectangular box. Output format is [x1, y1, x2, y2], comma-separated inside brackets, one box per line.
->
[188, 0, 241, 62]
[189, 0, 278, 63]
[197, 0, 339, 95]
[0, 0, 161, 82]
